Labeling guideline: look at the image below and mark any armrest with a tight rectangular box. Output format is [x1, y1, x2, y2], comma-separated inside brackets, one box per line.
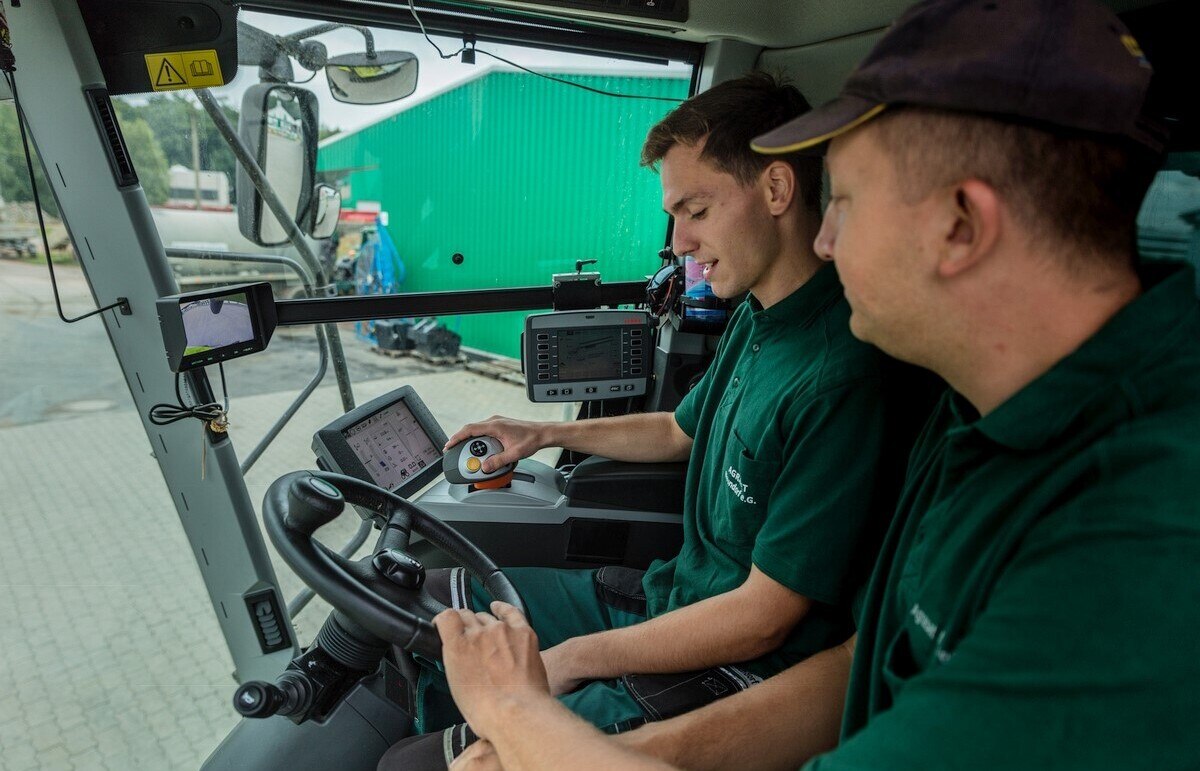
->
[564, 456, 687, 515]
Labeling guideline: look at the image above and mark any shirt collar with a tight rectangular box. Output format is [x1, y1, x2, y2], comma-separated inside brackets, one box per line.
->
[747, 262, 843, 329]
[968, 261, 1199, 451]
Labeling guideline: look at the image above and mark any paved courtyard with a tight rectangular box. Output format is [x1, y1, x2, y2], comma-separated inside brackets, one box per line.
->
[0, 260, 564, 770]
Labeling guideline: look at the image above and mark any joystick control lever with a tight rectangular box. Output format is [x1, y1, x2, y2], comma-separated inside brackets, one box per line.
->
[443, 436, 515, 486]
[233, 671, 313, 720]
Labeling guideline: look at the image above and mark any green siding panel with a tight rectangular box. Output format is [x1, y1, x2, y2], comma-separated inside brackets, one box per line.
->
[319, 72, 689, 358]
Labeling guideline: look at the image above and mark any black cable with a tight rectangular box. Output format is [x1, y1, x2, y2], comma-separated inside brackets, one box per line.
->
[407, 0, 684, 104]
[149, 365, 231, 428]
[407, 0, 467, 60]
[4, 70, 128, 324]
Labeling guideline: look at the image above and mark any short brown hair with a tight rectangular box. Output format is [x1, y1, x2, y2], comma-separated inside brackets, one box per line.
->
[641, 72, 823, 216]
[871, 107, 1162, 267]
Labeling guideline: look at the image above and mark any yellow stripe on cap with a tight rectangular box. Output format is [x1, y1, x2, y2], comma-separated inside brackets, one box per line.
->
[752, 103, 888, 154]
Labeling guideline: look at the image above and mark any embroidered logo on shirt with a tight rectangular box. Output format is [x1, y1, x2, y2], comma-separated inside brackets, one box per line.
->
[910, 602, 954, 664]
[725, 466, 757, 505]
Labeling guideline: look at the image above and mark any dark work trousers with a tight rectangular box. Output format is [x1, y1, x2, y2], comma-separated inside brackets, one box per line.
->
[377, 566, 762, 771]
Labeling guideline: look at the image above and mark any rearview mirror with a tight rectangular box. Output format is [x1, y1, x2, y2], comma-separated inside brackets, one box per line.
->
[236, 83, 319, 247]
[309, 184, 341, 240]
[325, 51, 419, 105]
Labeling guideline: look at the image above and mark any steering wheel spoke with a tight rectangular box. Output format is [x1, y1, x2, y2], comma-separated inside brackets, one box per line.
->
[263, 470, 525, 660]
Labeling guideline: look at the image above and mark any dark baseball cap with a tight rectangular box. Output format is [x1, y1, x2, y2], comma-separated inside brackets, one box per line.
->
[751, 0, 1167, 155]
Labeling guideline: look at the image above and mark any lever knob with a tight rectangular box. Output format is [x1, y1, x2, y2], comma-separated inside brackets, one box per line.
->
[233, 680, 285, 718]
[372, 548, 426, 590]
[233, 672, 313, 719]
[286, 476, 345, 534]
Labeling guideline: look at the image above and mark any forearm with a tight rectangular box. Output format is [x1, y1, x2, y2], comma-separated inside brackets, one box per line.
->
[548, 411, 692, 463]
[563, 589, 795, 679]
[617, 637, 855, 771]
[489, 694, 677, 771]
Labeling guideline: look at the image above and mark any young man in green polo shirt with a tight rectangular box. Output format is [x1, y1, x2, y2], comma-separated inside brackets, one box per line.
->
[378, 72, 936, 769]
[423, 0, 1200, 769]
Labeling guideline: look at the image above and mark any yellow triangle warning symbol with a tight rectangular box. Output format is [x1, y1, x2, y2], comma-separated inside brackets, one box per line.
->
[155, 58, 187, 88]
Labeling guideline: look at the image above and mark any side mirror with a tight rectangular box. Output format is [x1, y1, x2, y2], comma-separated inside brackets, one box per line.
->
[309, 184, 341, 240]
[325, 51, 419, 105]
[236, 83, 319, 247]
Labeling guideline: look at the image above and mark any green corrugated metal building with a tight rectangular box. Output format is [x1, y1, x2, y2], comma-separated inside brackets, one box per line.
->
[318, 70, 690, 359]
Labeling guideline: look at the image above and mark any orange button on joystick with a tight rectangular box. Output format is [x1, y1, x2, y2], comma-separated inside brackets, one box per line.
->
[474, 471, 514, 490]
[465, 457, 481, 473]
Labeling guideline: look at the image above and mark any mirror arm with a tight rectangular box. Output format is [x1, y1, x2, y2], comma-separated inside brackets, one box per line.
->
[196, 88, 357, 414]
[282, 23, 377, 60]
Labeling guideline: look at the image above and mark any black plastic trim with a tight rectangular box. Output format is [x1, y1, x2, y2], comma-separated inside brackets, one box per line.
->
[275, 281, 646, 326]
[84, 88, 138, 189]
[237, 0, 703, 65]
[244, 588, 292, 654]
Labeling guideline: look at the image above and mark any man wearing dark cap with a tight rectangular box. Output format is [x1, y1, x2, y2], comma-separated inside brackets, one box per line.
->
[426, 0, 1200, 768]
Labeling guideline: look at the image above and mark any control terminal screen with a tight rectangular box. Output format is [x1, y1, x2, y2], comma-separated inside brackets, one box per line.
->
[312, 385, 449, 499]
[523, 310, 653, 403]
[343, 401, 441, 491]
[181, 292, 255, 356]
[157, 282, 276, 372]
[556, 328, 622, 381]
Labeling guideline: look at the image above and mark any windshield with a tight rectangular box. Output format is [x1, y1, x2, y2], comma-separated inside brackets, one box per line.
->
[0, 9, 695, 769]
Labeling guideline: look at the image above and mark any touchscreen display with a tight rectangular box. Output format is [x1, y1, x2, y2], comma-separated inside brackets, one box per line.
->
[557, 327, 621, 381]
[181, 292, 254, 356]
[343, 400, 441, 491]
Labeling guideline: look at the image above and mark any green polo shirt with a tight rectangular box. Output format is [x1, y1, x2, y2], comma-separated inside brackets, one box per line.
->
[809, 261, 1200, 770]
[642, 263, 939, 679]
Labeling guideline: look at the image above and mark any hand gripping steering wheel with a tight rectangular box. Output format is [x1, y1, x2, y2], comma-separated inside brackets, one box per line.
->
[262, 470, 526, 660]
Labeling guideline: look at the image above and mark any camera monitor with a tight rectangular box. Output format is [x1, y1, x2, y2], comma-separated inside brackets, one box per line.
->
[157, 282, 277, 372]
[312, 385, 448, 500]
[523, 310, 653, 403]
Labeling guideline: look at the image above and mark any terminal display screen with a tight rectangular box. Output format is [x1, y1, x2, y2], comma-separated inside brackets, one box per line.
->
[556, 327, 622, 382]
[158, 282, 276, 372]
[181, 292, 255, 356]
[343, 401, 441, 492]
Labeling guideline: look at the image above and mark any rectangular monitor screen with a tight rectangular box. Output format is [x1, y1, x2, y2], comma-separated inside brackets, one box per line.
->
[343, 400, 441, 491]
[181, 292, 255, 356]
[557, 327, 622, 381]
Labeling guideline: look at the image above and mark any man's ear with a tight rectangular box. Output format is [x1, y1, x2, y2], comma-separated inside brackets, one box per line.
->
[763, 161, 797, 216]
[937, 178, 1001, 279]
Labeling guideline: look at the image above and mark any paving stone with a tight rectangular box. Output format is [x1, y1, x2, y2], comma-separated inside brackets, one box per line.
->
[26, 721, 65, 753]
[0, 365, 552, 768]
[34, 745, 72, 769]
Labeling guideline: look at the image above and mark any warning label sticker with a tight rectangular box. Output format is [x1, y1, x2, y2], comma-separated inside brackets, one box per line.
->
[143, 50, 225, 91]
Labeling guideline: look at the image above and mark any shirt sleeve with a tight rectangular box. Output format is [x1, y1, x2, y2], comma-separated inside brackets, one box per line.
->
[672, 365, 709, 439]
[752, 377, 892, 606]
[804, 488, 1200, 771]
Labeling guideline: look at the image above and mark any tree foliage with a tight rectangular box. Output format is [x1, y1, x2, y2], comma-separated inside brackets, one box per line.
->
[0, 101, 174, 213]
[119, 117, 170, 204]
[0, 104, 59, 216]
[114, 94, 241, 203]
